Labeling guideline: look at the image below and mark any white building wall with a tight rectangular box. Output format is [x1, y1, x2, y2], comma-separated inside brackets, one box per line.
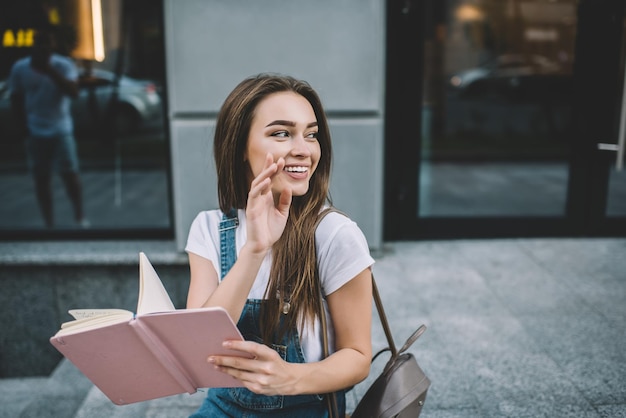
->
[164, 0, 386, 250]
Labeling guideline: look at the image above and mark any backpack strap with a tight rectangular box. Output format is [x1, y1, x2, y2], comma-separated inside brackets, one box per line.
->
[372, 276, 427, 372]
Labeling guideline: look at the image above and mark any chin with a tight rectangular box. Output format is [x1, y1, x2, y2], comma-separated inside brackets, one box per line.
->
[274, 180, 310, 197]
[291, 185, 311, 197]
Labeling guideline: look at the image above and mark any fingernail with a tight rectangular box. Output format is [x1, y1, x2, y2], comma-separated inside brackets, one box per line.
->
[207, 356, 215, 363]
[223, 341, 232, 348]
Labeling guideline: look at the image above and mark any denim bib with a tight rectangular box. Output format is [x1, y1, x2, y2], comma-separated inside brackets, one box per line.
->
[190, 210, 345, 417]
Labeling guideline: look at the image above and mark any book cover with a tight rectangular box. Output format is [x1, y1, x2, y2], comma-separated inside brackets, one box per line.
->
[50, 252, 249, 405]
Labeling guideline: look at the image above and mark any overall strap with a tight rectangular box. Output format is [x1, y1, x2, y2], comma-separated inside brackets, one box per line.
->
[218, 209, 238, 279]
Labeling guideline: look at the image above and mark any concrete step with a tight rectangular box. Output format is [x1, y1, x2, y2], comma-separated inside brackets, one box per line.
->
[2, 357, 205, 418]
[8, 359, 93, 418]
[74, 385, 204, 418]
[0, 376, 48, 418]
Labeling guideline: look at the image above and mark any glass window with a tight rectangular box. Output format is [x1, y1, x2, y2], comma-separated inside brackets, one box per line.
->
[420, 0, 577, 217]
[0, 0, 171, 236]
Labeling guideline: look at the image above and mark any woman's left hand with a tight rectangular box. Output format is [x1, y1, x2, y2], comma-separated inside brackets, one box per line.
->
[208, 340, 297, 396]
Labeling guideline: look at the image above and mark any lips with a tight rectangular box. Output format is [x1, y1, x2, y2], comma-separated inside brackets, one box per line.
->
[283, 165, 309, 179]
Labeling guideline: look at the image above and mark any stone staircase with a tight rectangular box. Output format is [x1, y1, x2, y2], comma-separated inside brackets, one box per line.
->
[3, 358, 370, 418]
[1, 359, 205, 418]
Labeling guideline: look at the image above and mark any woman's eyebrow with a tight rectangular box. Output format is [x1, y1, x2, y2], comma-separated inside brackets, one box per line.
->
[266, 120, 294, 127]
[265, 120, 318, 128]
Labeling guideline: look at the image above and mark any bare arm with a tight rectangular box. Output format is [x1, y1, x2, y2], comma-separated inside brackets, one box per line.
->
[186, 153, 292, 323]
[186, 246, 267, 322]
[289, 267, 373, 393]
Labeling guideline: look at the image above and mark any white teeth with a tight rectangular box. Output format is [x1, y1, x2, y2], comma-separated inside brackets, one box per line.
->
[284, 166, 307, 173]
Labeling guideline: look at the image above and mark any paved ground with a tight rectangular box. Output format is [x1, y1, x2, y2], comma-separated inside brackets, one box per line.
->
[1, 237, 625, 417]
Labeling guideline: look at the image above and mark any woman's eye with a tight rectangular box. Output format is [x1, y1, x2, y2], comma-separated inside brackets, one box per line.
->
[269, 130, 317, 140]
[271, 131, 289, 138]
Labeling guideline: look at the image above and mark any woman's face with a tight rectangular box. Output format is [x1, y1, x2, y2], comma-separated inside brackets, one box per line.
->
[245, 91, 321, 198]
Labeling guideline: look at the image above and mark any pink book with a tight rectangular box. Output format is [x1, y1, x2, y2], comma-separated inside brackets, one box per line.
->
[49, 252, 251, 405]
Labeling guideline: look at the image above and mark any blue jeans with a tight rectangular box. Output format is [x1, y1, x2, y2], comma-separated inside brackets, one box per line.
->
[189, 211, 346, 417]
[25, 134, 80, 176]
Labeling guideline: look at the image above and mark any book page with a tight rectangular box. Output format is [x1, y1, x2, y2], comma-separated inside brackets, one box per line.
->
[68, 309, 131, 320]
[56, 311, 133, 335]
[136, 252, 176, 315]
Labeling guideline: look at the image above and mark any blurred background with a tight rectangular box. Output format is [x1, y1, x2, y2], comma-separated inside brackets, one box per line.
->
[385, 0, 626, 240]
[1, 0, 624, 243]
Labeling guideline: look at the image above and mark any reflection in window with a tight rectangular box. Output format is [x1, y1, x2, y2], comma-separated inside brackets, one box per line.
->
[420, 0, 576, 217]
[0, 0, 171, 236]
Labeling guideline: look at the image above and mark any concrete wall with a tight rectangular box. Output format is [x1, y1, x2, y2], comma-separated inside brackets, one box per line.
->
[164, 0, 386, 250]
[1, 261, 189, 377]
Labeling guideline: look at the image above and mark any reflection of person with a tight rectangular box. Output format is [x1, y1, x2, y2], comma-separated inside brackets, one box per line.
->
[185, 74, 374, 417]
[8, 29, 87, 228]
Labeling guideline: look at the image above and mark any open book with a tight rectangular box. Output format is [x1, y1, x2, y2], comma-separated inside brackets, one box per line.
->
[50, 252, 250, 405]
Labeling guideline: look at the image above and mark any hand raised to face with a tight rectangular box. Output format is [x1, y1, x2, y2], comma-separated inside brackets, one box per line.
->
[244, 153, 292, 255]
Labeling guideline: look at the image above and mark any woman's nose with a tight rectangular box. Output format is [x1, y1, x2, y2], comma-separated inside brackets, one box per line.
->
[290, 135, 312, 157]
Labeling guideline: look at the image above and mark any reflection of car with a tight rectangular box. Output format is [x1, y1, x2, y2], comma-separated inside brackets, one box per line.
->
[0, 68, 163, 141]
[448, 54, 572, 103]
[73, 68, 163, 136]
[449, 54, 563, 90]
[445, 54, 574, 140]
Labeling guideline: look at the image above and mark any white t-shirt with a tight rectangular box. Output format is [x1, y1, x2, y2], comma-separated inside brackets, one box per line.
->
[185, 208, 375, 362]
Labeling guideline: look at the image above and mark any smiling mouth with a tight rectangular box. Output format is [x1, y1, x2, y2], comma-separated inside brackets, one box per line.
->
[284, 166, 308, 173]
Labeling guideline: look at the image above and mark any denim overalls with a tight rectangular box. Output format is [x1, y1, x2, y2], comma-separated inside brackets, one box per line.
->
[190, 211, 346, 417]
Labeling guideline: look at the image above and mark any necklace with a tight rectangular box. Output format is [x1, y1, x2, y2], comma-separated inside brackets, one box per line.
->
[277, 286, 292, 315]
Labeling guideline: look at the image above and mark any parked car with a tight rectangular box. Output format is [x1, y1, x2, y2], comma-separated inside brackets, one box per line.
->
[0, 68, 163, 142]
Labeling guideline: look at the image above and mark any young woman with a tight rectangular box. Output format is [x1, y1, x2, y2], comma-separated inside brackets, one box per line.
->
[185, 73, 374, 417]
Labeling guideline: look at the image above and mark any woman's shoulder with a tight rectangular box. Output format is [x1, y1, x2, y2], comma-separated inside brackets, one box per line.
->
[316, 208, 364, 244]
[191, 208, 222, 223]
[190, 209, 227, 231]
[316, 208, 374, 292]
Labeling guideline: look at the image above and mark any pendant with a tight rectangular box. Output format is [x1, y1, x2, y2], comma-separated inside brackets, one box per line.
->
[282, 301, 291, 315]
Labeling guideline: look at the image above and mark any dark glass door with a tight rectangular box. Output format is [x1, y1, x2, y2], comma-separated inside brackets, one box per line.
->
[384, 0, 626, 239]
[567, 0, 626, 235]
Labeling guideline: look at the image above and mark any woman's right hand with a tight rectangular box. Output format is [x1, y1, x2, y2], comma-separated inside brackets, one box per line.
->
[244, 153, 292, 255]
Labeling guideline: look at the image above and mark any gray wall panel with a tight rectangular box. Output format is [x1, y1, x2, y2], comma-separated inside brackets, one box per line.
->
[328, 119, 384, 247]
[169, 120, 218, 246]
[165, 0, 384, 114]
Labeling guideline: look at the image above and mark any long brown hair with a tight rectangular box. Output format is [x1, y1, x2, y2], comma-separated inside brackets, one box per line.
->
[214, 73, 332, 343]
